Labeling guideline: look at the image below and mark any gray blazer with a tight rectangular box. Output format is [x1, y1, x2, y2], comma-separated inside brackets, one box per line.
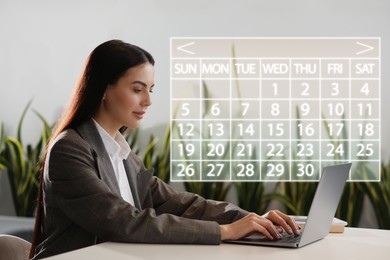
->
[32, 119, 248, 259]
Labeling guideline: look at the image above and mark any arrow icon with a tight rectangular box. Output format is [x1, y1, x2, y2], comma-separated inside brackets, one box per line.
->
[356, 41, 374, 55]
[177, 42, 195, 55]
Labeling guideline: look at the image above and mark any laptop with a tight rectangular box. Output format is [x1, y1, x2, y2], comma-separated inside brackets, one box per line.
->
[227, 163, 352, 248]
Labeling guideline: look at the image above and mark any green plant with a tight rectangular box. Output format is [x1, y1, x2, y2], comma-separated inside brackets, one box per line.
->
[264, 154, 319, 216]
[0, 123, 6, 169]
[126, 127, 141, 155]
[322, 113, 367, 226]
[234, 167, 275, 214]
[0, 101, 51, 216]
[276, 182, 318, 216]
[184, 182, 231, 201]
[360, 160, 390, 229]
[335, 182, 364, 227]
[142, 124, 171, 183]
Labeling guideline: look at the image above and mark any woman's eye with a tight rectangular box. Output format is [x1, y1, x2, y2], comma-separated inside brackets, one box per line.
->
[149, 89, 154, 93]
[134, 89, 142, 93]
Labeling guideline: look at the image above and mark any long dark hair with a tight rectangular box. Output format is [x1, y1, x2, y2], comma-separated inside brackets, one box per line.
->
[29, 40, 154, 258]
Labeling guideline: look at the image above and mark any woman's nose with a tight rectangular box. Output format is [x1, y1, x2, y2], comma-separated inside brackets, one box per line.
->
[143, 92, 152, 107]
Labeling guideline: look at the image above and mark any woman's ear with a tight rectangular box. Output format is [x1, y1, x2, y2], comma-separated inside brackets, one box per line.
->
[104, 83, 114, 101]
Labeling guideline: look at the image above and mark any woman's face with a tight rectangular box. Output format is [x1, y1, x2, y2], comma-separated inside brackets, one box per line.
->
[103, 62, 154, 129]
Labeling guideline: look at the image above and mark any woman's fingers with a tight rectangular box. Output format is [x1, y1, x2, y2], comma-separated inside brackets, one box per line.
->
[220, 211, 301, 242]
[266, 210, 301, 235]
[275, 225, 284, 233]
[245, 213, 282, 240]
[220, 213, 282, 241]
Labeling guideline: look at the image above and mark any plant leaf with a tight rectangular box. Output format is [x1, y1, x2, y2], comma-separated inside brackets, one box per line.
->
[16, 99, 33, 145]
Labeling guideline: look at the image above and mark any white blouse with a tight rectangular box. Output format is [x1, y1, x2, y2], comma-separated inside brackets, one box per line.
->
[92, 119, 135, 206]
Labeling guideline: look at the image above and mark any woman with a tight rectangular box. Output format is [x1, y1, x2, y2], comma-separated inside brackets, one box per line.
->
[30, 40, 300, 259]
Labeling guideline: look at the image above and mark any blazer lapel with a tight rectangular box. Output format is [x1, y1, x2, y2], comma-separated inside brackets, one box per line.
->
[125, 152, 154, 209]
[123, 159, 142, 210]
[75, 119, 121, 197]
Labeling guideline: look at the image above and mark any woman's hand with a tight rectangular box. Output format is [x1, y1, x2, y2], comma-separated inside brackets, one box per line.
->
[219, 210, 300, 241]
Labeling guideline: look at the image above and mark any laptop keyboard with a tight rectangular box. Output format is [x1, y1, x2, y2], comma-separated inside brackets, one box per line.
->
[242, 231, 301, 243]
[274, 231, 301, 243]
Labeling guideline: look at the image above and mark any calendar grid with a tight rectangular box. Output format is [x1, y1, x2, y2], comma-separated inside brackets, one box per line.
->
[348, 58, 352, 179]
[199, 58, 203, 181]
[288, 58, 292, 180]
[170, 38, 381, 182]
[319, 58, 322, 177]
[259, 58, 263, 181]
[229, 58, 232, 181]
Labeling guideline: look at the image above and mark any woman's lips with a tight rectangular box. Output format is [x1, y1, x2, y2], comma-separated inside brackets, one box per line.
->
[133, 111, 145, 119]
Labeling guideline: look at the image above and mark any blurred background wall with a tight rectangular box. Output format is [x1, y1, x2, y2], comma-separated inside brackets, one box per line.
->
[0, 0, 388, 158]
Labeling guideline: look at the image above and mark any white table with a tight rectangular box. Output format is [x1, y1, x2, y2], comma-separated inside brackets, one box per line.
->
[45, 228, 390, 260]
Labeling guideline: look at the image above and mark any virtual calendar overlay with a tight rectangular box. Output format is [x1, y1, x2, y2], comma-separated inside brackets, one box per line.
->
[170, 37, 381, 182]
